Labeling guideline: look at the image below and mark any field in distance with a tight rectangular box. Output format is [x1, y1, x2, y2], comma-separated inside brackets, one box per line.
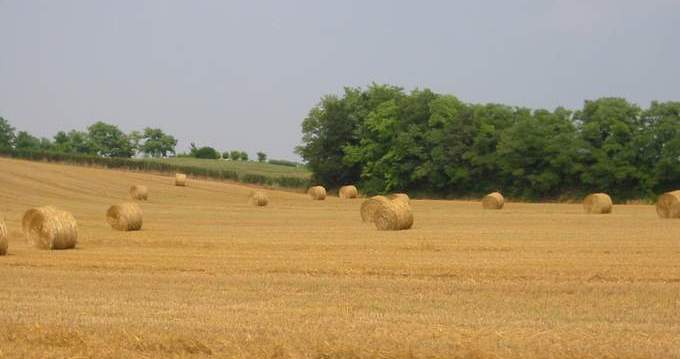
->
[0, 157, 679, 358]
[146, 157, 310, 179]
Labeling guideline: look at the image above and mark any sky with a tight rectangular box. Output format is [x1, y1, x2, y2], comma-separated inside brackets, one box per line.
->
[1, 0, 679, 160]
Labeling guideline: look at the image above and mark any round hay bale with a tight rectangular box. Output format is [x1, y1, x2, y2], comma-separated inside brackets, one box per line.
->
[106, 202, 143, 231]
[360, 195, 391, 222]
[249, 191, 269, 207]
[308, 186, 326, 200]
[129, 184, 148, 200]
[387, 193, 410, 203]
[482, 192, 504, 210]
[373, 199, 414, 231]
[175, 173, 187, 187]
[339, 185, 359, 199]
[656, 190, 680, 219]
[583, 193, 613, 214]
[22, 206, 78, 250]
[0, 218, 7, 256]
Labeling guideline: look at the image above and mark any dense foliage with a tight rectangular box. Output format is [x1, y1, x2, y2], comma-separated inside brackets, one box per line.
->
[190, 144, 221, 159]
[297, 84, 680, 200]
[0, 118, 178, 159]
[0, 117, 268, 165]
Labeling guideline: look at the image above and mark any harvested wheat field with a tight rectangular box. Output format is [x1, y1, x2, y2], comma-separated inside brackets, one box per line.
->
[0, 158, 679, 358]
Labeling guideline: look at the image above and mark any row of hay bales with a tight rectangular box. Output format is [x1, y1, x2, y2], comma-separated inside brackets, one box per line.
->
[0, 184, 150, 254]
[1, 172, 268, 254]
[18, 201, 145, 251]
[481, 190, 680, 218]
[1, 174, 678, 256]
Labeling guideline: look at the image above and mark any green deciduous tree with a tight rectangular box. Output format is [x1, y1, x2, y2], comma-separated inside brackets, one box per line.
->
[140, 128, 177, 158]
[257, 152, 267, 162]
[0, 117, 16, 152]
[639, 101, 680, 193]
[574, 98, 643, 198]
[193, 146, 220, 159]
[297, 85, 387, 188]
[87, 122, 134, 158]
[53, 130, 95, 154]
[298, 84, 680, 200]
[497, 108, 583, 198]
[14, 131, 42, 151]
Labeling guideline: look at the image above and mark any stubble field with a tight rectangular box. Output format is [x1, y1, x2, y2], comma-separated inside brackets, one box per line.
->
[0, 157, 679, 358]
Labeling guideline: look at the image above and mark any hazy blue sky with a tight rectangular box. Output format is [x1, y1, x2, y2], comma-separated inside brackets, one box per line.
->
[1, 1, 679, 160]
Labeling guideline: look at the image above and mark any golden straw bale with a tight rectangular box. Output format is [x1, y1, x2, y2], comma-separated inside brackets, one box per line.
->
[339, 185, 359, 199]
[175, 173, 187, 187]
[387, 193, 410, 203]
[360, 195, 391, 223]
[308, 186, 326, 200]
[583, 193, 613, 214]
[373, 198, 414, 231]
[22, 206, 78, 250]
[129, 184, 149, 200]
[106, 202, 143, 231]
[482, 192, 504, 210]
[656, 190, 680, 219]
[249, 191, 269, 207]
[0, 218, 7, 256]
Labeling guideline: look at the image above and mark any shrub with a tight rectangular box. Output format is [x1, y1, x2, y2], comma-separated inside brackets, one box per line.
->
[193, 146, 220, 159]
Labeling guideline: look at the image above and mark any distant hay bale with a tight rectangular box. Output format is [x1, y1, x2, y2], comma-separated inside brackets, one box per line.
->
[308, 186, 326, 200]
[106, 202, 143, 231]
[22, 206, 78, 250]
[360, 195, 391, 222]
[656, 190, 680, 219]
[583, 193, 613, 214]
[249, 191, 269, 207]
[339, 185, 359, 199]
[0, 218, 7, 256]
[387, 193, 410, 203]
[373, 198, 414, 231]
[482, 192, 504, 210]
[175, 173, 187, 187]
[129, 185, 148, 200]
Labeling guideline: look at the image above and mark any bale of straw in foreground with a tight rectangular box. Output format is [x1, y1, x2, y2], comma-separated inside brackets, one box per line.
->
[373, 198, 414, 231]
[339, 185, 359, 199]
[482, 192, 504, 209]
[0, 218, 7, 256]
[583, 193, 613, 214]
[249, 191, 269, 207]
[387, 193, 410, 203]
[107, 202, 143, 231]
[360, 195, 391, 222]
[308, 186, 326, 200]
[656, 190, 680, 219]
[22, 206, 78, 250]
[129, 184, 149, 200]
[175, 173, 187, 187]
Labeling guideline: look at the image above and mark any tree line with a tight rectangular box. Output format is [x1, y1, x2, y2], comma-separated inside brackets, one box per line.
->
[0, 119, 275, 163]
[0, 120, 178, 158]
[297, 84, 680, 200]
